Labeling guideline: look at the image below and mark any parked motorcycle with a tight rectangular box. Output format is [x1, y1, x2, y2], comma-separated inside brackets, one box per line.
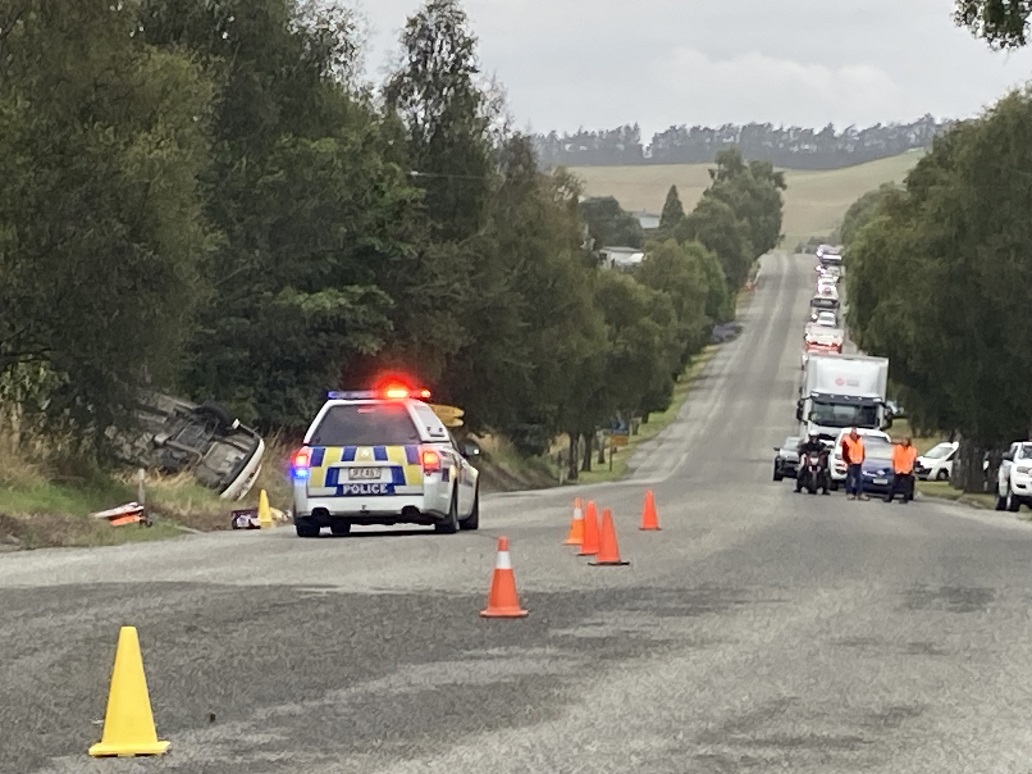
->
[796, 451, 830, 495]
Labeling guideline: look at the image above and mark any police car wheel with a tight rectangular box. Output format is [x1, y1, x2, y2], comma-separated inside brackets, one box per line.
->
[459, 486, 479, 531]
[435, 492, 460, 534]
[330, 522, 351, 537]
[295, 520, 320, 538]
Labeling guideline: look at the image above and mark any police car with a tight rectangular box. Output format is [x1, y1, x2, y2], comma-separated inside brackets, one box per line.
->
[290, 382, 481, 537]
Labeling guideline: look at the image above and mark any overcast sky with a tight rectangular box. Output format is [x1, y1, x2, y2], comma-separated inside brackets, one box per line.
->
[352, 0, 1032, 139]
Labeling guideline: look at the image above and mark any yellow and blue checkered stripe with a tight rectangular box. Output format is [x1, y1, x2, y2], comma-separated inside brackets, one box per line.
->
[306, 445, 424, 497]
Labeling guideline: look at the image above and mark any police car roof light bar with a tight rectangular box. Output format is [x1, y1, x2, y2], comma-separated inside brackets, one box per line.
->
[327, 390, 377, 400]
[327, 387, 432, 401]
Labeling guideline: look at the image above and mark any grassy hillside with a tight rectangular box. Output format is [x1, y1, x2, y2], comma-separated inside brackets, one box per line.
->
[568, 150, 926, 246]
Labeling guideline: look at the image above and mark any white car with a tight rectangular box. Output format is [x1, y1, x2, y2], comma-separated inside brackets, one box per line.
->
[815, 311, 838, 328]
[290, 383, 481, 537]
[914, 441, 958, 481]
[828, 427, 892, 489]
[996, 441, 1032, 512]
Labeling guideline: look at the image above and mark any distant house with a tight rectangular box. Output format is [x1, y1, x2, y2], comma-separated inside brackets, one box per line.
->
[600, 246, 646, 269]
[632, 210, 661, 230]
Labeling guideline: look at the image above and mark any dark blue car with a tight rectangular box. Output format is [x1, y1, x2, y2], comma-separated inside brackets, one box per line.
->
[860, 439, 895, 496]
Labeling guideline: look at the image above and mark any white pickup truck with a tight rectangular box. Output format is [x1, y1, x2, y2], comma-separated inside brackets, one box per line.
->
[996, 441, 1032, 511]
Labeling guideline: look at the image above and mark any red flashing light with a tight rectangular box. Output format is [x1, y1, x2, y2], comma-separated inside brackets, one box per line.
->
[421, 449, 442, 472]
[293, 449, 311, 469]
[375, 378, 431, 401]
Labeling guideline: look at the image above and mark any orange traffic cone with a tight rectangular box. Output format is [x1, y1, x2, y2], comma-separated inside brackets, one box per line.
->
[577, 501, 600, 556]
[564, 498, 584, 546]
[590, 508, 630, 566]
[640, 489, 660, 531]
[480, 537, 528, 618]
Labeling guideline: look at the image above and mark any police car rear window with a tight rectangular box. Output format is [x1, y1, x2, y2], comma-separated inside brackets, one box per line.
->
[310, 403, 420, 446]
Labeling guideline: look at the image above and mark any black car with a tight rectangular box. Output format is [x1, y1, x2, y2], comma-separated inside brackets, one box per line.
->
[773, 436, 801, 480]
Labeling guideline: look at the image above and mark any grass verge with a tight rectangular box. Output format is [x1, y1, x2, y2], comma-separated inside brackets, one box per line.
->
[0, 436, 298, 550]
[916, 480, 997, 510]
[884, 419, 941, 454]
[573, 344, 719, 486]
[883, 420, 1000, 509]
[471, 436, 559, 494]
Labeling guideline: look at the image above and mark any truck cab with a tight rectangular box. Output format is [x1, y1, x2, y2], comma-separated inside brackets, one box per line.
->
[795, 352, 892, 442]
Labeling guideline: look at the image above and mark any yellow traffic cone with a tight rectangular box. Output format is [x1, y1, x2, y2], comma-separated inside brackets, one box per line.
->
[88, 626, 170, 757]
[257, 489, 273, 528]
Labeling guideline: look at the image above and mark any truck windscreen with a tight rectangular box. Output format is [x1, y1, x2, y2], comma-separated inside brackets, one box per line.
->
[809, 399, 879, 428]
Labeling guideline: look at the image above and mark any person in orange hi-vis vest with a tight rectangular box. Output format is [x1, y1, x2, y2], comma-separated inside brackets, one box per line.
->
[887, 436, 918, 504]
[841, 428, 866, 500]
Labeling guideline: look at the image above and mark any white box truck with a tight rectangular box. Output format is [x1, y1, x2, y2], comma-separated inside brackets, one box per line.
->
[795, 352, 891, 442]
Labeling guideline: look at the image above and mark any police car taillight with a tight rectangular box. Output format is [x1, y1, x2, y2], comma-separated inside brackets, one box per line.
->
[421, 449, 442, 473]
[292, 449, 311, 479]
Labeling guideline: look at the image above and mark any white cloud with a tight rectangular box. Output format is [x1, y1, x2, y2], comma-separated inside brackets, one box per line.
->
[353, 0, 1032, 138]
[657, 49, 908, 131]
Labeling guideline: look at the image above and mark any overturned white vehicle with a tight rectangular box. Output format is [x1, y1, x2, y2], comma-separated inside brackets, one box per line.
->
[108, 392, 265, 500]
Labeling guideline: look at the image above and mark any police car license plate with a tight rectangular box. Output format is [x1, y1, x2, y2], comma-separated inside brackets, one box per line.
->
[874, 477, 888, 485]
[348, 467, 381, 480]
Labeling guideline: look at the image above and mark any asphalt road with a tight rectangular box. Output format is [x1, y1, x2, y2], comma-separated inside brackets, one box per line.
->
[5, 252, 1032, 774]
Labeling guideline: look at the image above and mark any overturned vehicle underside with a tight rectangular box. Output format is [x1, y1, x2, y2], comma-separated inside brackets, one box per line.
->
[107, 392, 265, 501]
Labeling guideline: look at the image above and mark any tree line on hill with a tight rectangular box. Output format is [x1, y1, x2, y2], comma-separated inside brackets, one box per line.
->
[842, 2, 1032, 491]
[532, 116, 950, 171]
[0, 0, 784, 480]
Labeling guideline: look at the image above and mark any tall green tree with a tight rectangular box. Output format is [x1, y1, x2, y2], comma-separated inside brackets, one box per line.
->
[659, 185, 685, 230]
[955, 0, 1032, 48]
[705, 148, 785, 259]
[676, 196, 754, 290]
[594, 272, 680, 421]
[847, 87, 1032, 488]
[579, 196, 645, 248]
[0, 0, 214, 446]
[383, 0, 496, 243]
[635, 239, 711, 370]
[140, 0, 432, 429]
[838, 183, 900, 248]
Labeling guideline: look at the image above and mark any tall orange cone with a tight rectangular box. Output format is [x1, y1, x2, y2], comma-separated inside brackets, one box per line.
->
[590, 508, 630, 566]
[564, 498, 584, 545]
[480, 537, 529, 618]
[577, 500, 600, 556]
[640, 489, 660, 531]
[88, 626, 170, 757]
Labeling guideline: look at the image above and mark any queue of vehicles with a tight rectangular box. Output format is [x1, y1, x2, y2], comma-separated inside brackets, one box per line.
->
[773, 245, 907, 498]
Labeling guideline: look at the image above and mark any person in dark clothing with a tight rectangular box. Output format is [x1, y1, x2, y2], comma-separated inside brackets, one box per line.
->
[797, 433, 826, 456]
[796, 433, 830, 492]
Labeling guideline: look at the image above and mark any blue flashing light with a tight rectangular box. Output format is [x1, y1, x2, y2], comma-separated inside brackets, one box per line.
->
[292, 468, 310, 480]
[328, 390, 377, 400]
